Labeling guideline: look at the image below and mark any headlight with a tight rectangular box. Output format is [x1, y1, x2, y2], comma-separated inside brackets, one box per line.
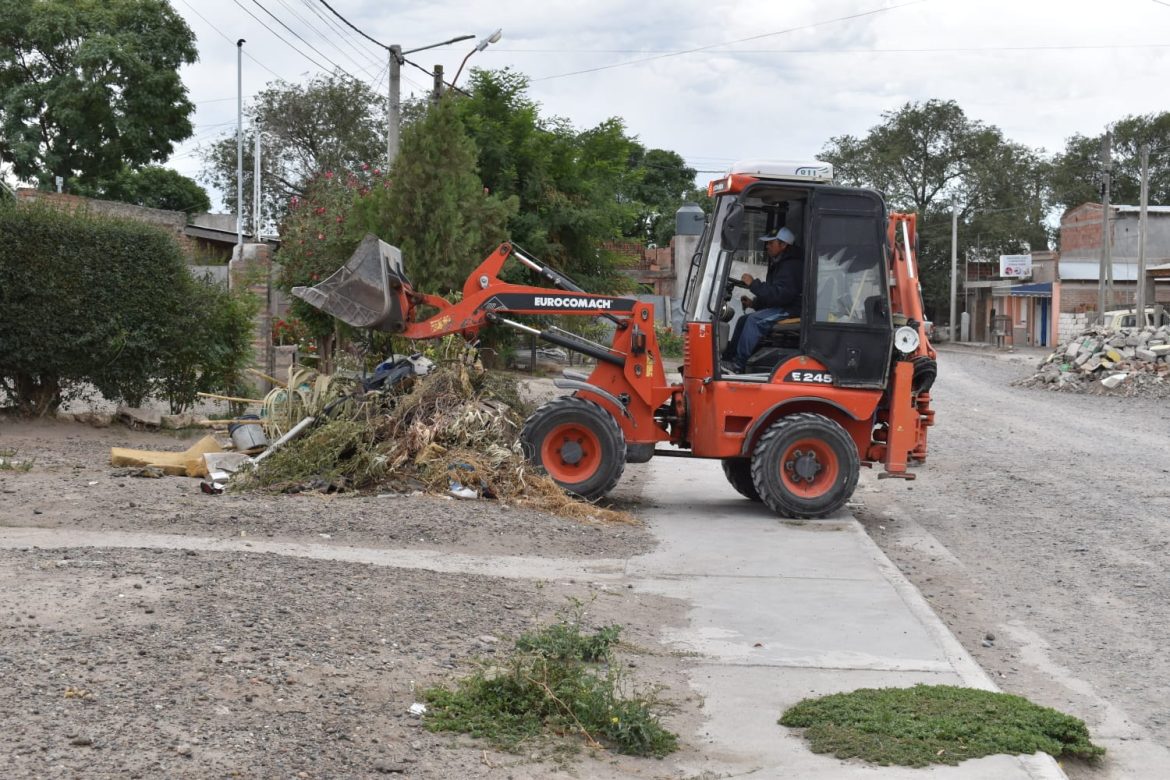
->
[894, 325, 920, 354]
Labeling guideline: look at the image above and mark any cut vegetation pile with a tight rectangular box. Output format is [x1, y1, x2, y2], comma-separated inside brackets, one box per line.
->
[780, 684, 1104, 768]
[422, 610, 678, 759]
[238, 357, 633, 523]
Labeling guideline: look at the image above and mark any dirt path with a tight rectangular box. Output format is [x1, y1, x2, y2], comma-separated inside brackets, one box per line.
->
[0, 419, 699, 779]
[855, 345, 1170, 778]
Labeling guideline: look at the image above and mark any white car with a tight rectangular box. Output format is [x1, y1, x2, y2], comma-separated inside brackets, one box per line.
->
[1100, 308, 1170, 330]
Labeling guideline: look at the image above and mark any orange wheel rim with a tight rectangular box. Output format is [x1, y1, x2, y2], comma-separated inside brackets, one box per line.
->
[780, 437, 839, 499]
[541, 422, 602, 484]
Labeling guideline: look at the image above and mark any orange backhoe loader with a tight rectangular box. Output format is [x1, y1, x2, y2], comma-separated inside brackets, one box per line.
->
[292, 160, 936, 518]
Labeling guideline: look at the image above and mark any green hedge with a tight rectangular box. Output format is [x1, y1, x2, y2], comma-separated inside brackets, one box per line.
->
[0, 202, 254, 415]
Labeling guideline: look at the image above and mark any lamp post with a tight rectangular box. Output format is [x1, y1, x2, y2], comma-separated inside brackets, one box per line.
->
[452, 28, 502, 88]
[385, 34, 476, 166]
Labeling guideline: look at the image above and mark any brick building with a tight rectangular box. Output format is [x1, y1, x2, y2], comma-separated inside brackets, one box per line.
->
[1057, 203, 1170, 321]
[962, 203, 1170, 347]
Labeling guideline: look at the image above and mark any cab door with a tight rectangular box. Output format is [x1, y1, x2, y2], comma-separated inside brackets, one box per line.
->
[802, 188, 893, 388]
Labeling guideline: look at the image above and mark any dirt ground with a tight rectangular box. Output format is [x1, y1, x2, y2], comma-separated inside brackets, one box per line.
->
[855, 345, 1170, 779]
[0, 419, 700, 780]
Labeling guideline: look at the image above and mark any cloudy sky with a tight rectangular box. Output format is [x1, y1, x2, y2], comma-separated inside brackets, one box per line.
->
[167, 0, 1170, 206]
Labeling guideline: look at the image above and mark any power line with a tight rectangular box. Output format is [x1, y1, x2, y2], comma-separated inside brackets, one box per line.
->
[532, 0, 926, 81]
[272, 0, 383, 78]
[504, 42, 1170, 55]
[311, 0, 389, 51]
[175, 0, 282, 79]
[298, 0, 386, 65]
[242, 0, 363, 83]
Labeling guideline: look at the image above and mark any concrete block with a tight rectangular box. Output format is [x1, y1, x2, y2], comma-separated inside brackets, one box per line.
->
[161, 412, 198, 430]
[1082, 357, 1101, 372]
[1136, 348, 1157, 362]
[1149, 344, 1170, 357]
[1101, 373, 1128, 389]
[1065, 341, 1080, 358]
[74, 411, 114, 428]
[117, 406, 162, 428]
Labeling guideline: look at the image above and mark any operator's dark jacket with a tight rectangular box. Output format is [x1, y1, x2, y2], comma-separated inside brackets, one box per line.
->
[747, 244, 803, 314]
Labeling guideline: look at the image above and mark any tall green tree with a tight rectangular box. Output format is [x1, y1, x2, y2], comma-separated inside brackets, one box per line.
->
[1050, 112, 1170, 210]
[0, 0, 197, 187]
[821, 100, 1050, 317]
[454, 69, 644, 292]
[72, 165, 211, 214]
[351, 98, 517, 295]
[627, 147, 699, 246]
[200, 72, 385, 224]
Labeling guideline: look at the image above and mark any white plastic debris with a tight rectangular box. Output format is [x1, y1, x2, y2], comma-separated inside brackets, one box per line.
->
[408, 702, 427, 716]
[1100, 372, 1128, 389]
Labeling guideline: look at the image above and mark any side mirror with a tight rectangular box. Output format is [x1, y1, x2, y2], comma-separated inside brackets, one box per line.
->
[720, 202, 744, 248]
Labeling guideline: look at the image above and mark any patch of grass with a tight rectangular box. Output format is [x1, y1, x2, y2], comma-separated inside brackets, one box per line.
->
[0, 448, 34, 471]
[423, 610, 677, 759]
[779, 684, 1105, 767]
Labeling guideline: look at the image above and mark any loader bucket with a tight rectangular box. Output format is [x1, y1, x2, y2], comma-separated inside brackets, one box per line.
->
[290, 234, 410, 332]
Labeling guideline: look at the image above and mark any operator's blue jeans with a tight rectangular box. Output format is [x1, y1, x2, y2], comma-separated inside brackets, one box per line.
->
[726, 308, 787, 370]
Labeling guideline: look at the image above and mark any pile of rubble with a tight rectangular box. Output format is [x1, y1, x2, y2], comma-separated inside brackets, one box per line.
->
[1016, 324, 1170, 397]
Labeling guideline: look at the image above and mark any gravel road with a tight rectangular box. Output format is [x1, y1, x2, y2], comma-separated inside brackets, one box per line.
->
[855, 345, 1170, 779]
[0, 419, 696, 779]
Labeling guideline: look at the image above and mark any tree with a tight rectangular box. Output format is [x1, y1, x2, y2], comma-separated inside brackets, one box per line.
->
[0, 0, 197, 187]
[821, 100, 1050, 316]
[1050, 112, 1170, 211]
[73, 165, 211, 214]
[275, 99, 516, 365]
[351, 98, 517, 295]
[0, 202, 252, 415]
[454, 69, 653, 292]
[627, 147, 698, 246]
[200, 72, 385, 224]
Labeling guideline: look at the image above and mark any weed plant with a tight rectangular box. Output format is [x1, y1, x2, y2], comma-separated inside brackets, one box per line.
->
[780, 684, 1105, 767]
[423, 612, 677, 759]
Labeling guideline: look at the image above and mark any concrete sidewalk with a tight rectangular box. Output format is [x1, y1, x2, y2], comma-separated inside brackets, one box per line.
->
[622, 455, 1067, 779]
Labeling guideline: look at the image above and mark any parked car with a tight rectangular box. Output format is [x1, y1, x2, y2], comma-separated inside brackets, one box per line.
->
[1100, 308, 1170, 331]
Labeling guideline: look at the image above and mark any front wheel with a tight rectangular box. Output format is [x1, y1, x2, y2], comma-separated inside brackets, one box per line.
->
[520, 397, 627, 501]
[751, 413, 859, 519]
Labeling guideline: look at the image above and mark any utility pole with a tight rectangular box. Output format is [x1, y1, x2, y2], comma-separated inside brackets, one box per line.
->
[431, 64, 445, 104]
[253, 126, 261, 238]
[1097, 131, 1112, 320]
[950, 203, 959, 342]
[384, 36, 474, 166]
[387, 45, 402, 166]
[236, 39, 245, 247]
[1136, 144, 1150, 319]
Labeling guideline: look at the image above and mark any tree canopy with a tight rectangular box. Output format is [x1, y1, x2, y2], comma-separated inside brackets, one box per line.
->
[0, 0, 198, 187]
[1050, 111, 1170, 211]
[200, 72, 385, 224]
[73, 165, 211, 214]
[821, 100, 1051, 315]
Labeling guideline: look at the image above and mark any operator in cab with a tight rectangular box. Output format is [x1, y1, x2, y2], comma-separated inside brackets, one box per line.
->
[722, 226, 803, 373]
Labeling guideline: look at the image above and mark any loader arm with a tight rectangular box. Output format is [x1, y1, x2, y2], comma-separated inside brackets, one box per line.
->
[292, 238, 676, 413]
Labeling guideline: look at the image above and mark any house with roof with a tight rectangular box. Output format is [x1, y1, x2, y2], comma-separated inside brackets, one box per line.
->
[963, 203, 1170, 347]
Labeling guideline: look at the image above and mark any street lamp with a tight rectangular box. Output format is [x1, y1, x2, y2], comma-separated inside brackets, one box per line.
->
[452, 28, 502, 88]
[386, 34, 476, 166]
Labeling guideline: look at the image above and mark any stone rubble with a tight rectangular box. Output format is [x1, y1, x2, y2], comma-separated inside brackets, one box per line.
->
[1016, 323, 1170, 397]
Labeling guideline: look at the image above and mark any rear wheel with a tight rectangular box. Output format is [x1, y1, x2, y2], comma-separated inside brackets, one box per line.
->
[751, 412, 859, 518]
[721, 458, 761, 501]
[520, 397, 626, 501]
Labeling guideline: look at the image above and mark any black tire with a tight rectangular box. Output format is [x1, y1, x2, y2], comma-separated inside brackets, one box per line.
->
[721, 458, 761, 501]
[520, 397, 627, 501]
[625, 442, 656, 463]
[751, 412, 860, 519]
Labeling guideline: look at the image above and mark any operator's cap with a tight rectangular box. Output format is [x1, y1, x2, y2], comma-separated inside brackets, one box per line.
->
[759, 227, 795, 245]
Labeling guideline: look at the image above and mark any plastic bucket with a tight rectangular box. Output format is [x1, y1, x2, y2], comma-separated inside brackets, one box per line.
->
[228, 415, 268, 452]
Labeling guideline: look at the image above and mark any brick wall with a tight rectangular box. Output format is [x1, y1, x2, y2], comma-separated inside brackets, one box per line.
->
[1060, 203, 1105, 257]
[16, 188, 186, 235]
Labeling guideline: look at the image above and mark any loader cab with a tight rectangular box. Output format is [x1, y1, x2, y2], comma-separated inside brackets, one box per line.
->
[683, 160, 894, 388]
